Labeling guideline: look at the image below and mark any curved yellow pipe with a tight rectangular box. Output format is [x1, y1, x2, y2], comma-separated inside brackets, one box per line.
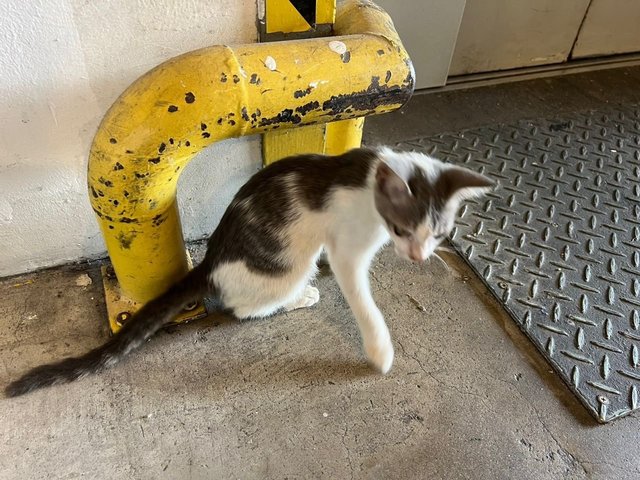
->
[88, 0, 414, 304]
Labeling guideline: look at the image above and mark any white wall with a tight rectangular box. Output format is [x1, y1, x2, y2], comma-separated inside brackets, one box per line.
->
[0, 0, 260, 277]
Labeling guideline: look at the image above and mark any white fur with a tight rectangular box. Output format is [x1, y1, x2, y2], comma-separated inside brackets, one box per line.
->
[209, 149, 489, 374]
[209, 165, 395, 371]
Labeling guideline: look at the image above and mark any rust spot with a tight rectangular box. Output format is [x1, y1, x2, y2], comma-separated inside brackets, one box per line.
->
[294, 87, 312, 98]
[228, 120, 236, 126]
[109, 138, 117, 144]
[249, 73, 260, 85]
[241, 107, 250, 121]
[232, 74, 240, 83]
[152, 214, 166, 227]
[321, 76, 413, 116]
[91, 186, 99, 198]
[113, 162, 124, 171]
[202, 132, 210, 138]
[125, 149, 134, 154]
[98, 177, 113, 187]
[296, 100, 319, 116]
[124, 190, 130, 197]
[119, 217, 138, 224]
[185, 141, 191, 147]
[113, 200, 119, 206]
[385, 70, 392, 83]
[185, 92, 195, 103]
[108, 225, 114, 229]
[169, 138, 174, 145]
[258, 108, 301, 127]
[220, 73, 227, 83]
[200, 122, 207, 131]
[217, 118, 223, 125]
[377, 49, 385, 56]
[117, 231, 136, 249]
[168, 105, 178, 112]
[148, 157, 160, 164]
[135, 172, 148, 179]
[159, 142, 166, 153]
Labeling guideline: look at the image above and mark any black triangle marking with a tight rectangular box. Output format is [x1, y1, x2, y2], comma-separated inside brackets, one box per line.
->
[290, 0, 316, 27]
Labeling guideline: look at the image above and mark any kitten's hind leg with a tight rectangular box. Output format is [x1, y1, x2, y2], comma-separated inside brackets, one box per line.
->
[283, 285, 320, 312]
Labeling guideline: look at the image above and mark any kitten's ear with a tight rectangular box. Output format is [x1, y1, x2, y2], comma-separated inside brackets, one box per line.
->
[375, 162, 412, 205]
[439, 166, 495, 200]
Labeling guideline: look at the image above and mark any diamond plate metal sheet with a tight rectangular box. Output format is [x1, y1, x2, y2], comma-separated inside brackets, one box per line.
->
[397, 106, 640, 422]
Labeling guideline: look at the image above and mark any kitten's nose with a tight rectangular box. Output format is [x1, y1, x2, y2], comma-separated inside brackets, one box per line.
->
[409, 251, 424, 262]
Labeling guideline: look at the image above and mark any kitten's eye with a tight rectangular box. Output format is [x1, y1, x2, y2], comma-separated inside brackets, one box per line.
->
[393, 225, 410, 237]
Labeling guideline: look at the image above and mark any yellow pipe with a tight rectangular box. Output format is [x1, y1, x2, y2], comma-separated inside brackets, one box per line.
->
[88, 0, 414, 304]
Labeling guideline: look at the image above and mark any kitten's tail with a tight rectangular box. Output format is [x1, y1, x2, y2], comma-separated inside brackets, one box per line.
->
[5, 265, 212, 398]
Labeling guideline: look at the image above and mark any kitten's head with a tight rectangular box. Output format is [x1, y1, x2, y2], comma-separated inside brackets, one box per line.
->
[374, 148, 494, 262]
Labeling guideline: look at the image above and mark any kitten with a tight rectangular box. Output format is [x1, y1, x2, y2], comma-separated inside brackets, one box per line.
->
[5, 147, 493, 397]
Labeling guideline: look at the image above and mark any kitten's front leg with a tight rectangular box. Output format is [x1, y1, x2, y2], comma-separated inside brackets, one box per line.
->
[327, 249, 394, 373]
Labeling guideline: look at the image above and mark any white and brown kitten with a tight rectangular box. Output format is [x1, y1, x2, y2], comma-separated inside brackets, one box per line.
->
[6, 147, 493, 397]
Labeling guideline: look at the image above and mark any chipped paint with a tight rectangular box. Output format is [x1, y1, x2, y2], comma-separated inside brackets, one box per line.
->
[88, 0, 414, 303]
[264, 56, 277, 71]
[328, 40, 347, 55]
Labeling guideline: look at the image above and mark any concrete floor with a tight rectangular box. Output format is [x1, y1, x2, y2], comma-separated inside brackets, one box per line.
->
[3, 67, 640, 479]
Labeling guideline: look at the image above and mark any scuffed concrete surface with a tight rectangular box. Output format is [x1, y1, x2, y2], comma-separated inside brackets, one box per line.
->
[1, 245, 640, 479]
[4, 67, 640, 479]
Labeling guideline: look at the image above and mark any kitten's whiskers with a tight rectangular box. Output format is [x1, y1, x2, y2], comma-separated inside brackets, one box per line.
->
[430, 251, 451, 272]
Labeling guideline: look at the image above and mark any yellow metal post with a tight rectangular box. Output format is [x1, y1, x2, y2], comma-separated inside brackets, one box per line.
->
[261, 0, 365, 165]
[89, 0, 414, 331]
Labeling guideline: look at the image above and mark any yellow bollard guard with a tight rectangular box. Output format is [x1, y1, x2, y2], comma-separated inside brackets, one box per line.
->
[88, 0, 414, 330]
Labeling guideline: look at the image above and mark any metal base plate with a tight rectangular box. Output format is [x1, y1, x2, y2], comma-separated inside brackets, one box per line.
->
[101, 260, 207, 334]
[397, 105, 640, 422]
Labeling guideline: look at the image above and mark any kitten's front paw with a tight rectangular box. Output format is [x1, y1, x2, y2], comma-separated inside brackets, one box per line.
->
[365, 336, 394, 374]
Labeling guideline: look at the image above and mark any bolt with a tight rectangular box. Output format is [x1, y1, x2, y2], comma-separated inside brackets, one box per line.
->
[116, 311, 131, 326]
[184, 301, 198, 312]
[105, 266, 116, 279]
